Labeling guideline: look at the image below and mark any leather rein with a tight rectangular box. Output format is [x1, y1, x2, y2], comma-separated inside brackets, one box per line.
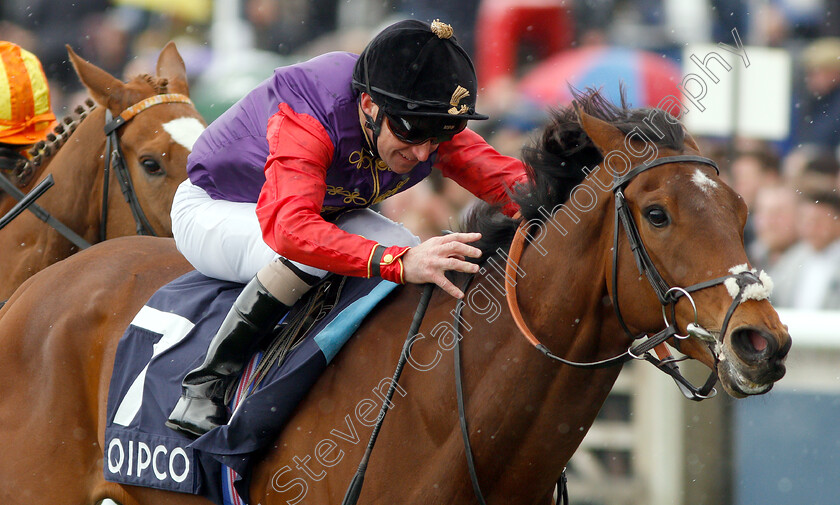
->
[100, 93, 193, 241]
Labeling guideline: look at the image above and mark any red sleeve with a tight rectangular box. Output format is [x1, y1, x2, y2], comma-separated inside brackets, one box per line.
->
[256, 104, 409, 282]
[434, 128, 529, 217]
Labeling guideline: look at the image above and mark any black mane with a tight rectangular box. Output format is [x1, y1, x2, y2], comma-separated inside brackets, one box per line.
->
[462, 88, 686, 260]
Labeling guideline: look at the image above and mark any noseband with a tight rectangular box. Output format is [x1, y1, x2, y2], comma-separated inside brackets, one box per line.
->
[100, 93, 193, 241]
[504, 155, 769, 400]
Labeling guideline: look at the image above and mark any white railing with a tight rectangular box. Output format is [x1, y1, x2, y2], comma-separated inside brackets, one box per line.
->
[773, 308, 840, 393]
[776, 308, 840, 349]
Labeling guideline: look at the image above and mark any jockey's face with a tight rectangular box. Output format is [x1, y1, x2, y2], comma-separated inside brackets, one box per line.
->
[359, 93, 440, 175]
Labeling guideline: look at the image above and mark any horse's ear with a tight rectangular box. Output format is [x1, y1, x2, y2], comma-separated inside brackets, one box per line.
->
[156, 42, 190, 96]
[67, 45, 127, 113]
[575, 103, 625, 155]
[683, 128, 702, 153]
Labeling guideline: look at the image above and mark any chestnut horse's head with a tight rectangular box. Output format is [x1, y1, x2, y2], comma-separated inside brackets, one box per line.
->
[571, 94, 790, 398]
[65, 42, 206, 237]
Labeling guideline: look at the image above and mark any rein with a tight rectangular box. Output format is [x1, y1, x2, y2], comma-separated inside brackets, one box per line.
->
[453, 275, 568, 505]
[100, 93, 193, 241]
[0, 173, 91, 248]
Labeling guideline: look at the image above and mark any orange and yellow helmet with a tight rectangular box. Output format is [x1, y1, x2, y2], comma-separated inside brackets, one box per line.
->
[0, 41, 57, 145]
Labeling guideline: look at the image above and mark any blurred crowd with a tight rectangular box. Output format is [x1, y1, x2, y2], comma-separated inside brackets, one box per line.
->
[3, 0, 840, 310]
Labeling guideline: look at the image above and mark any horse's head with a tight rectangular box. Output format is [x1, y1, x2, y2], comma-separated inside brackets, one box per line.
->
[67, 42, 206, 237]
[577, 102, 790, 398]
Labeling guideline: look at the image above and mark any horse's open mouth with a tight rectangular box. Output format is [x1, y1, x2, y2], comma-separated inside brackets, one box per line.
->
[720, 367, 774, 398]
[716, 325, 790, 398]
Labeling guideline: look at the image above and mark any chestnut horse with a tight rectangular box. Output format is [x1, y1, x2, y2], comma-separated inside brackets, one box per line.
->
[0, 42, 205, 300]
[0, 93, 789, 504]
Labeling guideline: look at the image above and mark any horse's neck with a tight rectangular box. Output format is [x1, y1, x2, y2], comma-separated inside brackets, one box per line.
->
[41, 112, 105, 223]
[0, 114, 105, 299]
[466, 237, 620, 482]
[450, 219, 622, 495]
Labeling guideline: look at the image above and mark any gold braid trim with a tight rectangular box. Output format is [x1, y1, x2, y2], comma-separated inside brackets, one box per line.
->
[431, 20, 454, 39]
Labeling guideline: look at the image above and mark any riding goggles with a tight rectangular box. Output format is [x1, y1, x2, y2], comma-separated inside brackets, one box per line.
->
[385, 112, 468, 145]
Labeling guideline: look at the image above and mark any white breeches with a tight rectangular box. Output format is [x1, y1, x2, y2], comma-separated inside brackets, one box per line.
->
[171, 179, 420, 283]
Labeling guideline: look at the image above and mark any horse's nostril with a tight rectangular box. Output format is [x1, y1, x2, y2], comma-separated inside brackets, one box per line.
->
[749, 330, 767, 352]
[731, 327, 774, 359]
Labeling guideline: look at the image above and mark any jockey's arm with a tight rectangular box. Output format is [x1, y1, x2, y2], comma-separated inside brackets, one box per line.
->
[256, 108, 409, 283]
[434, 128, 529, 217]
[256, 111, 501, 298]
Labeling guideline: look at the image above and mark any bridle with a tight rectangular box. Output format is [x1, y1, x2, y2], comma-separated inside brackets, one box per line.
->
[100, 93, 193, 241]
[504, 154, 767, 399]
[451, 154, 769, 505]
[0, 93, 193, 250]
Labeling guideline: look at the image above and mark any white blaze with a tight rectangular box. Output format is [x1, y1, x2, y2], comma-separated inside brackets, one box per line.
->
[692, 169, 719, 194]
[163, 117, 205, 151]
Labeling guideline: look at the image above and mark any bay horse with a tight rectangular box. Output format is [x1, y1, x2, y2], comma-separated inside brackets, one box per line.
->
[0, 92, 789, 504]
[0, 42, 205, 300]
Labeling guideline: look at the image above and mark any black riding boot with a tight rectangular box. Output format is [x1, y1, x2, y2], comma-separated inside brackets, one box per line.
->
[166, 276, 291, 438]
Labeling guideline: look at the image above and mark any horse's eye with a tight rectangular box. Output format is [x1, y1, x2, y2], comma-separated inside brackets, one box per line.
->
[141, 158, 164, 176]
[645, 206, 670, 227]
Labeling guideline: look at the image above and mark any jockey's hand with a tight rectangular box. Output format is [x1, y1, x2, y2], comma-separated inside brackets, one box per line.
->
[402, 232, 482, 299]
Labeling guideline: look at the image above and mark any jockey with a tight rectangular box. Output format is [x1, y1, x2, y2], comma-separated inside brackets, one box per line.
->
[0, 41, 56, 183]
[166, 19, 528, 437]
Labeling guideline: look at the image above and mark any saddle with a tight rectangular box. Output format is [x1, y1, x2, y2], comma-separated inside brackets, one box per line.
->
[103, 270, 396, 504]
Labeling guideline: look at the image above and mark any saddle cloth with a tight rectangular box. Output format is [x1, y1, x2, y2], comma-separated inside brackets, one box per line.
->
[103, 270, 397, 504]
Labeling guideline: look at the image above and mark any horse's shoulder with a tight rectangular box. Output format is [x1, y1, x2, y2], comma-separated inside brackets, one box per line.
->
[82, 235, 179, 262]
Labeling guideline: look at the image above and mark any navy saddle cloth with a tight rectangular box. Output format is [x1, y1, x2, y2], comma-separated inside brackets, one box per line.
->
[103, 270, 397, 504]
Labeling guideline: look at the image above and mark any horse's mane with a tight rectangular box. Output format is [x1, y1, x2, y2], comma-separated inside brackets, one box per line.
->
[138, 74, 169, 94]
[23, 100, 95, 175]
[0, 101, 96, 193]
[462, 88, 687, 260]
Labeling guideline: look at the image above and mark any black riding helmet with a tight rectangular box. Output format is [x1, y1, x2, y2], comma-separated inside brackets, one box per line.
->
[352, 19, 488, 157]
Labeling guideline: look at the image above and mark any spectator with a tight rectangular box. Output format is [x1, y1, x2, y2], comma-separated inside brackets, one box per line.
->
[391, 0, 481, 56]
[769, 188, 840, 310]
[748, 184, 799, 272]
[245, 0, 339, 55]
[474, 0, 575, 115]
[729, 143, 782, 249]
[1, 0, 111, 89]
[709, 0, 750, 45]
[730, 143, 782, 209]
[791, 37, 840, 152]
[782, 145, 839, 187]
[572, 0, 615, 46]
